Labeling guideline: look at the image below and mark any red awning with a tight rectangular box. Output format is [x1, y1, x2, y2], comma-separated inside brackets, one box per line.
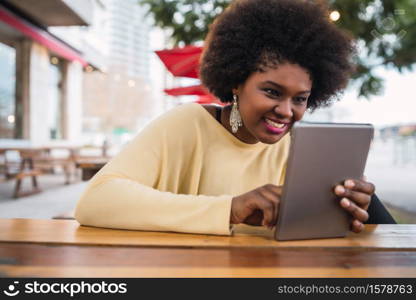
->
[195, 94, 224, 106]
[157, 46, 223, 105]
[164, 84, 209, 96]
[155, 45, 202, 78]
[164, 84, 224, 106]
[0, 7, 88, 67]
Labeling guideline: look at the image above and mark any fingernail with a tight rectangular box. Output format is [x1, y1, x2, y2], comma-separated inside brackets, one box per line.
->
[335, 185, 345, 194]
[340, 198, 350, 207]
[345, 180, 355, 189]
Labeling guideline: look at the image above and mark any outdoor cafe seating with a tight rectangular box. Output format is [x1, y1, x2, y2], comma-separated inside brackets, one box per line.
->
[0, 142, 110, 198]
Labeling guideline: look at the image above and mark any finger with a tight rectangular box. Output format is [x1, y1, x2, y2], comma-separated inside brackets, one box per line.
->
[269, 198, 280, 228]
[257, 190, 279, 221]
[258, 187, 280, 205]
[351, 219, 364, 233]
[344, 179, 375, 195]
[243, 210, 264, 226]
[340, 198, 369, 222]
[262, 184, 283, 198]
[334, 185, 371, 209]
[255, 198, 276, 228]
[259, 185, 281, 227]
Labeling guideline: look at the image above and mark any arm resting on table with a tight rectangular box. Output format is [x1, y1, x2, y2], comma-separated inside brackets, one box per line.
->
[75, 104, 235, 236]
[75, 176, 233, 236]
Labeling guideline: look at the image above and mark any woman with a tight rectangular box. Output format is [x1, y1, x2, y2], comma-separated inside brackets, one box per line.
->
[75, 0, 394, 235]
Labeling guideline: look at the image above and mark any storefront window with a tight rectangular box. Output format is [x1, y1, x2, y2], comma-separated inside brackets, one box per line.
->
[48, 56, 64, 140]
[0, 42, 16, 139]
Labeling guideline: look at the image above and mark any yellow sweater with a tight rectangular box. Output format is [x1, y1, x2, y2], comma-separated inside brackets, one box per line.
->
[75, 103, 290, 235]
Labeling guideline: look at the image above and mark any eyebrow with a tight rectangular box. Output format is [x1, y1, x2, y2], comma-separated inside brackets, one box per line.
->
[262, 80, 311, 94]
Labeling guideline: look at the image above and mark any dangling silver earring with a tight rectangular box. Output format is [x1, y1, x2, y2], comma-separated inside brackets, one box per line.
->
[230, 94, 243, 133]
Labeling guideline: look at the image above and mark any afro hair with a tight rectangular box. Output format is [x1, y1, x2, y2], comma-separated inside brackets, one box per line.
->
[200, 0, 355, 110]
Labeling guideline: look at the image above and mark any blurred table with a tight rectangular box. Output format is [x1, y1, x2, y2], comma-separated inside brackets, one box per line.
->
[74, 157, 109, 180]
[0, 146, 80, 197]
[0, 219, 416, 277]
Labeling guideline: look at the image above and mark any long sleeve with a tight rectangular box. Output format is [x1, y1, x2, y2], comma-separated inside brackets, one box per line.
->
[75, 104, 234, 235]
[75, 103, 289, 236]
[75, 176, 233, 235]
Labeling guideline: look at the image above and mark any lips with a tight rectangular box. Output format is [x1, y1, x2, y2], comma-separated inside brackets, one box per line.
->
[264, 118, 286, 128]
[263, 118, 289, 134]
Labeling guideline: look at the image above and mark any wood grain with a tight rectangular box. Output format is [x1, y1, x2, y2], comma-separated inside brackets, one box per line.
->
[0, 219, 416, 250]
[0, 243, 415, 277]
[3, 266, 416, 278]
[1, 219, 416, 277]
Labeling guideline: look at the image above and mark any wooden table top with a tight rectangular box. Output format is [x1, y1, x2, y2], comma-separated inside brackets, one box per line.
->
[0, 146, 81, 153]
[1, 218, 416, 278]
[75, 158, 108, 168]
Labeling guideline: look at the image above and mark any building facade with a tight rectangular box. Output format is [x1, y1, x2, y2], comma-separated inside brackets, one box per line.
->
[0, 0, 94, 146]
[104, 0, 151, 80]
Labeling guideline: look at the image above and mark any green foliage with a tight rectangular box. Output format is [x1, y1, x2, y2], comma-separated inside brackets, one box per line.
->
[329, 0, 416, 97]
[139, 0, 416, 99]
[139, 0, 229, 46]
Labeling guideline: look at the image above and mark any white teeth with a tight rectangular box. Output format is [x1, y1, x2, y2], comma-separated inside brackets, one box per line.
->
[265, 118, 285, 128]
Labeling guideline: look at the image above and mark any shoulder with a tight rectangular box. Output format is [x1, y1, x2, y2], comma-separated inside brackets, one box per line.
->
[140, 103, 211, 140]
[152, 103, 222, 130]
[120, 103, 217, 162]
[151, 103, 205, 127]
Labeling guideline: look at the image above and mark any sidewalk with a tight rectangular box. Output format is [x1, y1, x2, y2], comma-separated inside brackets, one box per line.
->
[0, 174, 86, 219]
[365, 138, 416, 213]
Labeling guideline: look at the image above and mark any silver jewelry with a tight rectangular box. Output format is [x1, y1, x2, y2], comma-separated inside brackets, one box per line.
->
[230, 94, 243, 133]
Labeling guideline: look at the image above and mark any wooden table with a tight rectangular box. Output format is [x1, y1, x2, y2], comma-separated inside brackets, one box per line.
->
[0, 147, 43, 197]
[0, 218, 416, 278]
[0, 146, 80, 197]
[74, 157, 109, 181]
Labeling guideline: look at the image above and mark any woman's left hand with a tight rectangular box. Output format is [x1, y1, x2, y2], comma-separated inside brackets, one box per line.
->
[334, 178, 375, 233]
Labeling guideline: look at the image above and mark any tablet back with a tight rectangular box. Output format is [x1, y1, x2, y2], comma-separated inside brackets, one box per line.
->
[275, 122, 374, 241]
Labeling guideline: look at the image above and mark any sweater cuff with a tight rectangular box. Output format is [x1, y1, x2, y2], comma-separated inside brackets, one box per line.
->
[212, 195, 233, 236]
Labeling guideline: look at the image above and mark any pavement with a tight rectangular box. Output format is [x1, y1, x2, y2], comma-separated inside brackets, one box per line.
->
[365, 138, 416, 213]
[0, 174, 86, 219]
[0, 137, 414, 221]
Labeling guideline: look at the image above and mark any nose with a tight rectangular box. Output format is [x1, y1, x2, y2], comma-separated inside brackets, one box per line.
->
[274, 98, 293, 119]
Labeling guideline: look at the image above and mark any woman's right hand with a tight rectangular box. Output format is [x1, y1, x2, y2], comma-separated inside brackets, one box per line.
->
[230, 184, 282, 228]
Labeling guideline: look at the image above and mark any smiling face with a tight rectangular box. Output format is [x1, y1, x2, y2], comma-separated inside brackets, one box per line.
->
[231, 62, 312, 144]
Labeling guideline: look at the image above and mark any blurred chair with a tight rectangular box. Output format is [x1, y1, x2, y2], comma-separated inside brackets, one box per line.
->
[32, 147, 77, 185]
[0, 149, 42, 198]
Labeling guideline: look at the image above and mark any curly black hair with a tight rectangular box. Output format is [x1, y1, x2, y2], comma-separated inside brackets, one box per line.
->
[200, 0, 355, 110]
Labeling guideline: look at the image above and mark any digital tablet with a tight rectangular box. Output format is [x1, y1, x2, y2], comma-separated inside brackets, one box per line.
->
[275, 122, 374, 241]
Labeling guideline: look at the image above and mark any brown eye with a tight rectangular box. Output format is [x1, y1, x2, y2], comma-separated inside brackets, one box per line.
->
[263, 88, 281, 97]
[294, 97, 308, 104]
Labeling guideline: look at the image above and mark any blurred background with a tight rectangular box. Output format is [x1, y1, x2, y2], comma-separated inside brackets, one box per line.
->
[0, 0, 414, 222]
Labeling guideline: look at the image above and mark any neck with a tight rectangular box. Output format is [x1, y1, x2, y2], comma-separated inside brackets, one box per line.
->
[220, 105, 259, 144]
